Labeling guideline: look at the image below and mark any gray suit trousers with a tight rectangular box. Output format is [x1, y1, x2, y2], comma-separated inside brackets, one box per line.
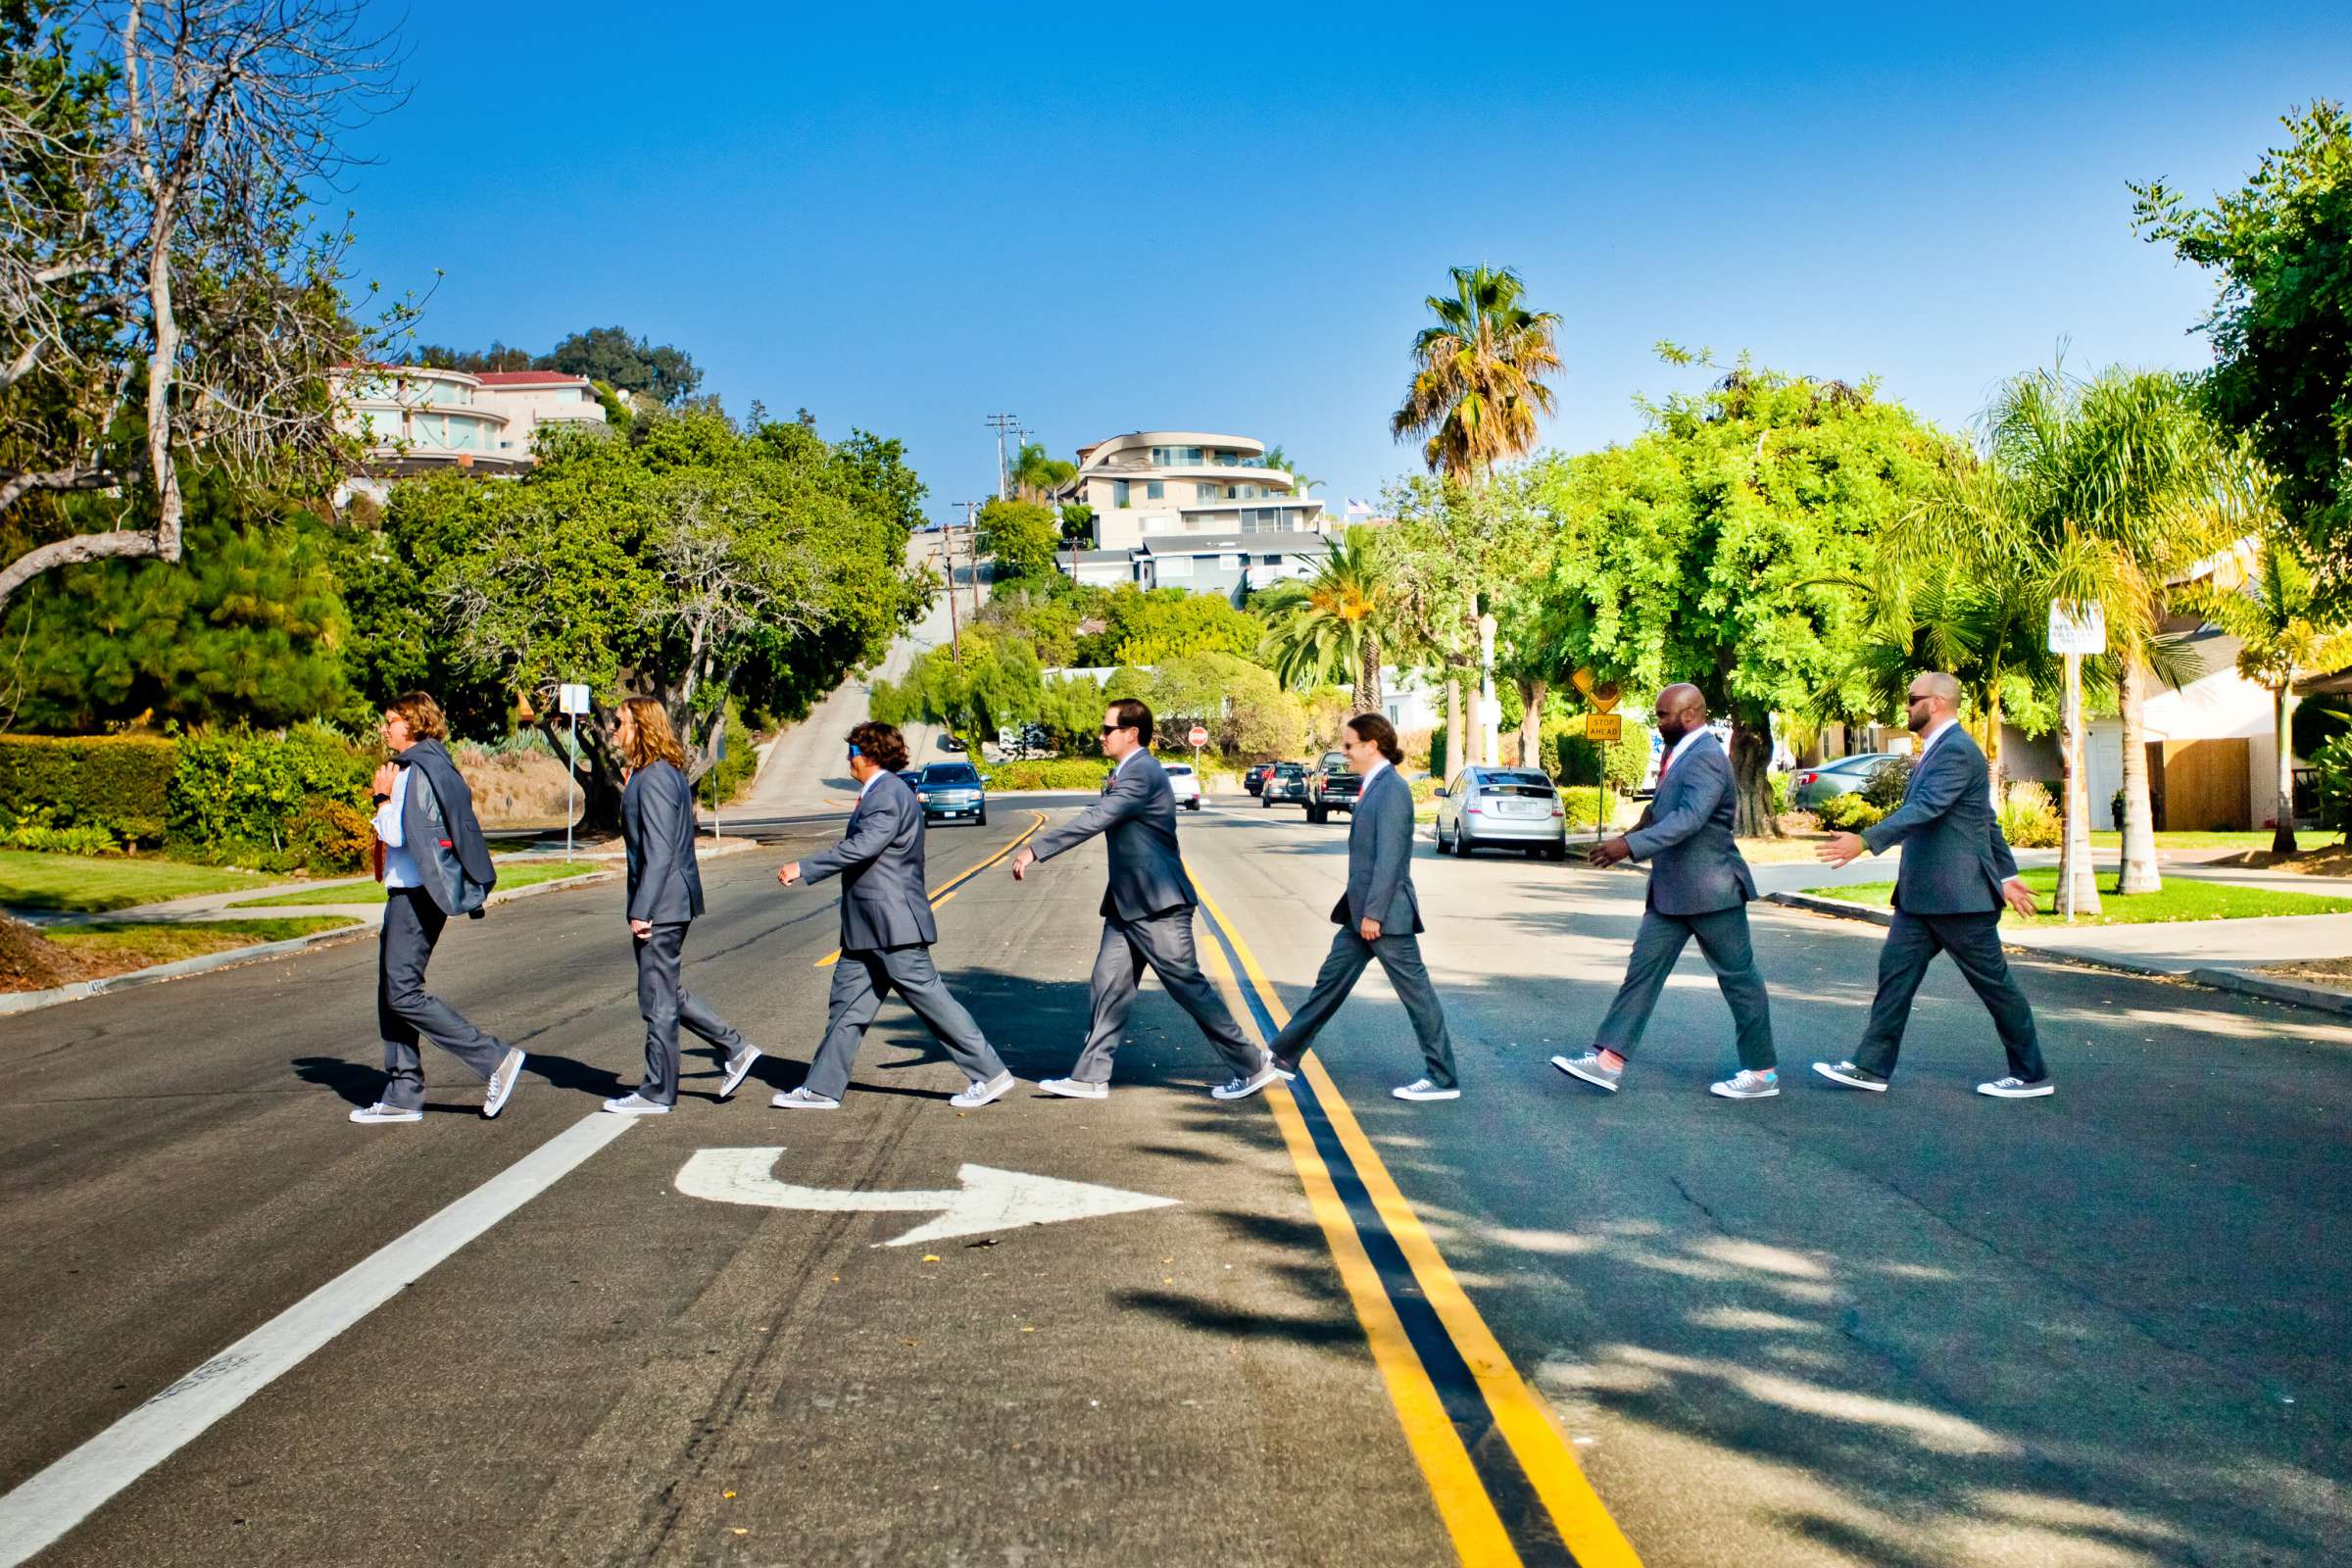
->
[1595, 904, 1776, 1070]
[1269, 925, 1459, 1089]
[1070, 910, 1260, 1085]
[633, 922, 749, 1104]
[376, 887, 508, 1111]
[806, 945, 1005, 1101]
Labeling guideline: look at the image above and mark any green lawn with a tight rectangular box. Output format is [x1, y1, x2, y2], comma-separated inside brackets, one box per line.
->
[2084, 830, 2336, 852]
[227, 859, 600, 908]
[1815, 866, 2352, 926]
[0, 850, 271, 913]
[45, 916, 360, 968]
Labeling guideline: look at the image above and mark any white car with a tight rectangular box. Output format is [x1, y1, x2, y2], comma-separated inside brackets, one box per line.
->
[1163, 761, 1203, 811]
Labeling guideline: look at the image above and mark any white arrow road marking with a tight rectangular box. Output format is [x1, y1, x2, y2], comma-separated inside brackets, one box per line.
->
[674, 1148, 1181, 1248]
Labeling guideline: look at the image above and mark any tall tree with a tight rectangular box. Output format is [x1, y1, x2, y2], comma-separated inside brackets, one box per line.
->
[2133, 101, 2352, 612]
[1254, 527, 1389, 711]
[1007, 441, 1076, 505]
[0, 0, 407, 617]
[973, 498, 1060, 582]
[540, 325, 702, 406]
[1391, 265, 1562, 483]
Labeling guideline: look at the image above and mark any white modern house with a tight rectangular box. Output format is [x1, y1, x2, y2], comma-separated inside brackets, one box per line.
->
[1054, 430, 1331, 598]
[331, 365, 610, 502]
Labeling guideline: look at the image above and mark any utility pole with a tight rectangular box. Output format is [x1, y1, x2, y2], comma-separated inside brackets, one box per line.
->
[985, 413, 1018, 501]
[951, 502, 982, 667]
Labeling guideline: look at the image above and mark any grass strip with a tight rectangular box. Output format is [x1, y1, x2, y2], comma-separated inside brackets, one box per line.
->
[45, 916, 361, 968]
[1811, 866, 2352, 925]
[226, 859, 601, 908]
[0, 850, 273, 914]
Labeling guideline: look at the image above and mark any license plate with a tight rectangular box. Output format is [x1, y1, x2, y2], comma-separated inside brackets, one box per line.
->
[1496, 800, 1543, 817]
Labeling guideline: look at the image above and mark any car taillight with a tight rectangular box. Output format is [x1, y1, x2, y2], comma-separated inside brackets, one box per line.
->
[1466, 804, 1483, 813]
[1551, 803, 1564, 816]
[1797, 772, 1817, 786]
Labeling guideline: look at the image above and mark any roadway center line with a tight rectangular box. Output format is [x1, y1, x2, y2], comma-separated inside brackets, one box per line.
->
[0, 1112, 636, 1568]
[815, 809, 1046, 967]
[1189, 868, 1643, 1568]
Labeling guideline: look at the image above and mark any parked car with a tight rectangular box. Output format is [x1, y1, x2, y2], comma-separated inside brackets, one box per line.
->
[913, 760, 987, 825]
[1164, 761, 1203, 811]
[1243, 761, 1276, 797]
[1305, 751, 1361, 824]
[1789, 752, 1899, 808]
[995, 722, 1050, 760]
[1262, 760, 1308, 807]
[1434, 766, 1569, 859]
[939, 732, 968, 753]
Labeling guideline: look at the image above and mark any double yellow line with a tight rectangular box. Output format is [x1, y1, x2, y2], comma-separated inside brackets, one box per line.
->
[812, 811, 1047, 968]
[1190, 873, 1642, 1568]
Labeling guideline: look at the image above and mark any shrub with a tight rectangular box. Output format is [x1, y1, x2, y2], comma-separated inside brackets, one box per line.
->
[2312, 734, 2352, 844]
[1556, 785, 1608, 831]
[1768, 771, 1791, 815]
[0, 734, 176, 845]
[1818, 793, 1887, 831]
[285, 798, 374, 874]
[1862, 756, 1913, 808]
[984, 758, 1112, 791]
[168, 725, 373, 860]
[6, 821, 122, 856]
[1553, 717, 1652, 792]
[1998, 781, 2063, 849]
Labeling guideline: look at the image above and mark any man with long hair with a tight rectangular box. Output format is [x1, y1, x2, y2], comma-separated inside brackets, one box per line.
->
[773, 721, 1015, 1109]
[601, 698, 764, 1116]
[349, 692, 526, 1125]
[1260, 713, 1462, 1101]
[1009, 698, 1278, 1101]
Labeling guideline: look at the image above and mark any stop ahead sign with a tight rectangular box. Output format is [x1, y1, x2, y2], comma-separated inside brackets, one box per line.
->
[1187, 725, 1208, 748]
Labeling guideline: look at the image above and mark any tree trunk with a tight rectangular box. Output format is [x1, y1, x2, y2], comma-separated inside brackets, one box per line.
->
[1730, 711, 1778, 837]
[1444, 675, 1461, 778]
[543, 715, 624, 836]
[1518, 677, 1544, 774]
[2274, 682, 2298, 856]
[1357, 632, 1383, 715]
[2118, 660, 2162, 894]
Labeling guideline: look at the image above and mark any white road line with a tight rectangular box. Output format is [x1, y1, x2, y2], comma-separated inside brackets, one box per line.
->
[0, 1112, 635, 1566]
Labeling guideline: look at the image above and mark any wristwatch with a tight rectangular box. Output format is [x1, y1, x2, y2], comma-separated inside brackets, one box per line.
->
[371, 791, 390, 806]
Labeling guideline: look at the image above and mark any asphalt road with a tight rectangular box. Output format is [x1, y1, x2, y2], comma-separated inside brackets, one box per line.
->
[3, 796, 2347, 1567]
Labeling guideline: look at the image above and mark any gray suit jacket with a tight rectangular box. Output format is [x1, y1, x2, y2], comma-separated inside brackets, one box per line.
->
[800, 772, 939, 951]
[1624, 733, 1756, 916]
[1861, 726, 2020, 915]
[392, 745, 493, 918]
[621, 760, 704, 924]
[1332, 764, 1424, 934]
[1029, 750, 1198, 921]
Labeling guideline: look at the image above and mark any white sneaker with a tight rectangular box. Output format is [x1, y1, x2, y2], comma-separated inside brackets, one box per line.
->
[1709, 1069, 1780, 1100]
[1038, 1076, 1108, 1100]
[1393, 1078, 1461, 1102]
[481, 1048, 526, 1119]
[950, 1070, 1016, 1109]
[349, 1102, 421, 1124]
[1552, 1052, 1623, 1093]
[770, 1087, 841, 1110]
[1978, 1076, 2055, 1099]
[1210, 1062, 1283, 1102]
[601, 1092, 672, 1115]
[716, 1046, 763, 1101]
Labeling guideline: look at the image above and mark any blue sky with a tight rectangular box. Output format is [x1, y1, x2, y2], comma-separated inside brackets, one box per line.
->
[341, 3, 2350, 521]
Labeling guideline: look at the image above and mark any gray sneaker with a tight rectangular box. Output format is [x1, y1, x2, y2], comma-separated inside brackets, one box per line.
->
[1037, 1076, 1108, 1101]
[1813, 1060, 1890, 1093]
[1393, 1078, 1461, 1102]
[950, 1070, 1016, 1109]
[1552, 1052, 1622, 1093]
[349, 1102, 421, 1125]
[770, 1087, 841, 1110]
[1709, 1069, 1780, 1100]
[1978, 1076, 2054, 1099]
[601, 1092, 671, 1116]
[1209, 1062, 1283, 1102]
[482, 1048, 526, 1119]
[716, 1046, 763, 1101]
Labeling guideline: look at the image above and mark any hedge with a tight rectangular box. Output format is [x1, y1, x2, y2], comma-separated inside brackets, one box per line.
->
[0, 734, 176, 845]
[984, 757, 1113, 791]
[168, 725, 373, 862]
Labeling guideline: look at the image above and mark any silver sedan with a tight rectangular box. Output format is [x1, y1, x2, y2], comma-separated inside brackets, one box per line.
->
[1433, 767, 1568, 860]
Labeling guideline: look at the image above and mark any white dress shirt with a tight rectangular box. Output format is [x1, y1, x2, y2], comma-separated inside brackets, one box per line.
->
[372, 772, 420, 890]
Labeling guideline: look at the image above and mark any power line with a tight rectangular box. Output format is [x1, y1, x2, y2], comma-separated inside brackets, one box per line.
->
[984, 413, 1018, 501]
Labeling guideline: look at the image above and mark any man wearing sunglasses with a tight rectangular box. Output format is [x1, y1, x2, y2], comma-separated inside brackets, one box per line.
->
[772, 722, 1016, 1110]
[1009, 699, 1281, 1101]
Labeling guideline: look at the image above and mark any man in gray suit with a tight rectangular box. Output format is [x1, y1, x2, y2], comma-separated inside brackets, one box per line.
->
[1257, 713, 1462, 1102]
[773, 721, 1015, 1110]
[349, 691, 527, 1125]
[1554, 685, 1778, 1099]
[1008, 698, 1274, 1101]
[1815, 671, 2052, 1099]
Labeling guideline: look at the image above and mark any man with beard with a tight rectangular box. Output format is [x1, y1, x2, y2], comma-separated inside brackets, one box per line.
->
[1554, 684, 1778, 1099]
[1813, 670, 2049, 1099]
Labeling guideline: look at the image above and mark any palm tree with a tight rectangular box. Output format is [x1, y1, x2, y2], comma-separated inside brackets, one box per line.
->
[1900, 364, 2231, 896]
[1392, 265, 1563, 484]
[1259, 445, 1320, 494]
[1009, 442, 1076, 505]
[2175, 479, 2352, 852]
[1255, 527, 1389, 712]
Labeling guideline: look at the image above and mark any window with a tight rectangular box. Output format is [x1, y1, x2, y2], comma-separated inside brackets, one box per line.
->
[1112, 479, 1130, 508]
[1198, 483, 1223, 502]
[1146, 480, 1163, 500]
[1156, 555, 1194, 578]
[1260, 553, 1280, 564]
[1221, 554, 1242, 570]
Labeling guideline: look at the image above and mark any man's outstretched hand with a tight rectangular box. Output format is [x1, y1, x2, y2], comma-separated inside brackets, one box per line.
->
[775, 861, 802, 887]
[1009, 846, 1036, 882]
[1817, 831, 1868, 867]
[1588, 835, 1633, 867]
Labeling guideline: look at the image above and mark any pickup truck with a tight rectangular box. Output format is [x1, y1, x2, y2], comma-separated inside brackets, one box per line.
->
[1305, 751, 1360, 824]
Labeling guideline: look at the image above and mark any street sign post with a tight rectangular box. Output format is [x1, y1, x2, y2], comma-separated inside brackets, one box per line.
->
[558, 684, 591, 858]
[2047, 605, 2105, 921]
[710, 723, 725, 842]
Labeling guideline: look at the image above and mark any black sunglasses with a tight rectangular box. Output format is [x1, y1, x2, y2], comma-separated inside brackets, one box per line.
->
[1100, 722, 1132, 734]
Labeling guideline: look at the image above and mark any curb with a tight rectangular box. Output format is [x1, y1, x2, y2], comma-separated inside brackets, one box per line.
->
[0, 868, 619, 1019]
[1766, 890, 2352, 1016]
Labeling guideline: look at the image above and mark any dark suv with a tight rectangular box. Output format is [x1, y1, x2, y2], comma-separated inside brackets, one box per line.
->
[1305, 751, 1360, 824]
